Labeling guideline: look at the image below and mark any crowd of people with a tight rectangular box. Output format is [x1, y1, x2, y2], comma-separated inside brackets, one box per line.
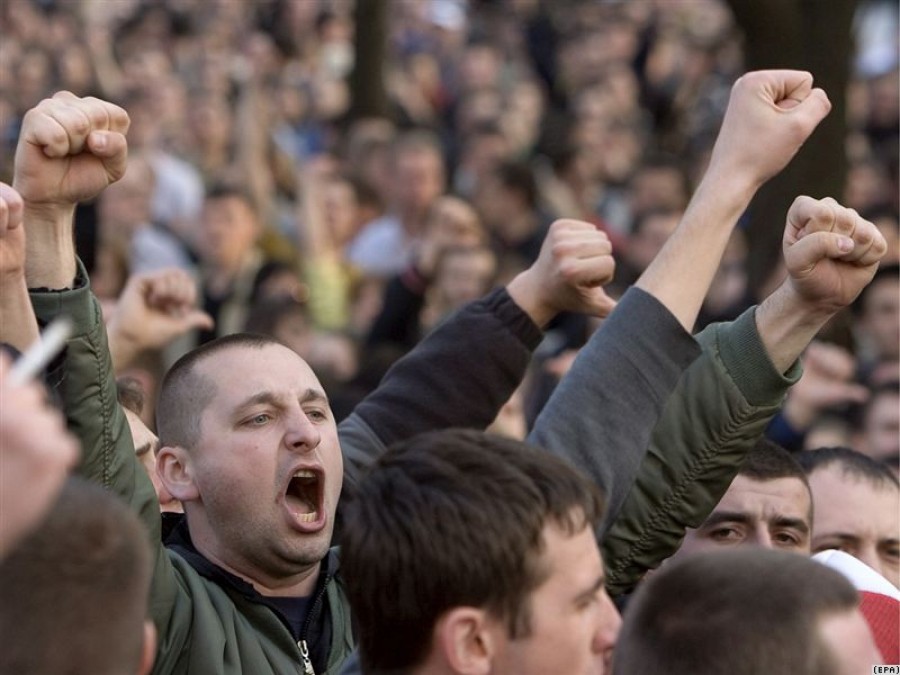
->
[0, 0, 898, 674]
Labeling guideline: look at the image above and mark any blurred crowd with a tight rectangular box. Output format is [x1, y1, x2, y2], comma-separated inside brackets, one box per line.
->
[1, 0, 897, 463]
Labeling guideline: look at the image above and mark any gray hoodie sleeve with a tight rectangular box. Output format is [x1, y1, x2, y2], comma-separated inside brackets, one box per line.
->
[528, 287, 701, 534]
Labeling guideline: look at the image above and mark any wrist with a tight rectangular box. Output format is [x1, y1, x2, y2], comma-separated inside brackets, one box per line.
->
[506, 269, 554, 329]
[694, 166, 757, 209]
[23, 204, 77, 289]
[755, 283, 834, 373]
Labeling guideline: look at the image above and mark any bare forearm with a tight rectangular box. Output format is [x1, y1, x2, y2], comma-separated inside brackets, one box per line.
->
[635, 172, 756, 332]
[0, 277, 40, 351]
[754, 282, 834, 374]
[23, 205, 77, 290]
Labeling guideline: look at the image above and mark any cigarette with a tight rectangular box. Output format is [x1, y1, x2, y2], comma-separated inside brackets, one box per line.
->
[8, 317, 73, 387]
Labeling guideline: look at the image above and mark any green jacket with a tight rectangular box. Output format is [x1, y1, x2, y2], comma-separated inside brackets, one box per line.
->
[31, 267, 798, 671]
[602, 305, 802, 594]
[30, 264, 543, 675]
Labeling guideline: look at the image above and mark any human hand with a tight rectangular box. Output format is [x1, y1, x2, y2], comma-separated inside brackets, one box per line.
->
[506, 219, 616, 328]
[783, 196, 887, 314]
[13, 91, 130, 211]
[0, 183, 25, 283]
[0, 353, 80, 559]
[107, 269, 214, 371]
[706, 70, 831, 191]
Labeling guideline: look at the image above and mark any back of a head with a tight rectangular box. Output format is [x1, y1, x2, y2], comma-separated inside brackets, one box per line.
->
[613, 549, 859, 675]
[341, 428, 605, 674]
[0, 478, 152, 675]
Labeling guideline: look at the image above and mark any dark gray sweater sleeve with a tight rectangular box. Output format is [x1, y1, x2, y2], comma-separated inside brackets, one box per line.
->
[340, 286, 543, 490]
[527, 287, 700, 534]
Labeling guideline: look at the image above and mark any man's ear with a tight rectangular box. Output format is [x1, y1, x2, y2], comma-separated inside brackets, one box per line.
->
[156, 446, 200, 502]
[138, 620, 157, 675]
[434, 607, 497, 675]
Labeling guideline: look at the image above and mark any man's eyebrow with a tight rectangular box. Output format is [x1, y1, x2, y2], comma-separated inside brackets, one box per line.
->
[233, 391, 284, 412]
[814, 533, 861, 544]
[234, 389, 330, 412]
[700, 511, 752, 528]
[771, 516, 810, 534]
[135, 441, 153, 457]
[574, 573, 607, 604]
[299, 388, 330, 405]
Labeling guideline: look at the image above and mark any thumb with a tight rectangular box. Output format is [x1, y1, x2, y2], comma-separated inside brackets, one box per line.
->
[786, 231, 854, 275]
[182, 310, 215, 332]
[86, 130, 129, 181]
[590, 289, 618, 319]
[789, 87, 832, 134]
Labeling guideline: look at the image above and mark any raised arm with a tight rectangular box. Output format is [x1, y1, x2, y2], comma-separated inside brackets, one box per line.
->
[603, 196, 887, 594]
[0, 181, 79, 559]
[637, 70, 831, 331]
[528, 70, 832, 536]
[0, 183, 39, 351]
[14, 92, 179, 628]
[339, 218, 616, 489]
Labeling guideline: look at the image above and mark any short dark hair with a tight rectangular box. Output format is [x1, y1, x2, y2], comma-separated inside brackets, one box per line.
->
[341, 428, 606, 674]
[613, 549, 859, 675]
[204, 181, 256, 211]
[0, 478, 152, 675]
[492, 160, 539, 209]
[156, 333, 284, 448]
[117, 375, 146, 416]
[738, 438, 810, 487]
[797, 445, 899, 489]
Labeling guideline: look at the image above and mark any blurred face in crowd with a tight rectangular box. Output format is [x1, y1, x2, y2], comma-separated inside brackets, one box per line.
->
[860, 275, 900, 361]
[166, 343, 343, 593]
[627, 212, 680, 273]
[392, 146, 445, 219]
[675, 475, 812, 558]
[434, 247, 497, 310]
[860, 388, 900, 465]
[807, 464, 900, 588]
[199, 195, 260, 271]
[488, 521, 620, 675]
[322, 177, 360, 248]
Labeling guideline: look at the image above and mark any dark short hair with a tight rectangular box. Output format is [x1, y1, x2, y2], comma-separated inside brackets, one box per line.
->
[739, 438, 810, 487]
[797, 445, 900, 489]
[492, 160, 538, 209]
[204, 181, 256, 211]
[156, 333, 285, 448]
[341, 428, 606, 674]
[0, 478, 152, 675]
[243, 296, 310, 338]
[613, 549, 859, 675]
[116, 375, 146, 416]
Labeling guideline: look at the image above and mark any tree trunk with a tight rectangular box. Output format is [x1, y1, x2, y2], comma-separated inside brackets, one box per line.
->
[726, 0, 857, 294]
[348, 0, 390, 122]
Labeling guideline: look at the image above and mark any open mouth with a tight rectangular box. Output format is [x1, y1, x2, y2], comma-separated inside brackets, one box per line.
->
[285, 469, 322, 524]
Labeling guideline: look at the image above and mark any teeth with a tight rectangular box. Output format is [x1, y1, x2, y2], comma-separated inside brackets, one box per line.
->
[293, 469, 316, 479]
[297, 511, 318, 523]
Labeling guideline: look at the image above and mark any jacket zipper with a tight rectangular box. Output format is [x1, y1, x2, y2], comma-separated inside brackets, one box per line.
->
[298, 640, 315, 675]
[297, 570, 332, 675]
